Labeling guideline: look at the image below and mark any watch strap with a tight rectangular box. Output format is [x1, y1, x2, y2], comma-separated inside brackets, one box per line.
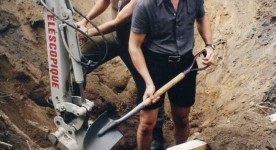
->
[206, 44, 215, 50]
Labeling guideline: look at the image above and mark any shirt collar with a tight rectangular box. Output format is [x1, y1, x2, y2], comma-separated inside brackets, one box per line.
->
[157, 0, 185, 6]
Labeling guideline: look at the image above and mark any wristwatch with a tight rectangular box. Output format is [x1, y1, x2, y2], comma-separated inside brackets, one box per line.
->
[85, 29, 89, 35]
[206, 44, 215, 50]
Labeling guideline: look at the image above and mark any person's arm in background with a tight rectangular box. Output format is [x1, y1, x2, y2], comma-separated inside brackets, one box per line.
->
[76, 0, 110, 27]
[77, 0, 137, 39]
[196, 0, 215, 65]
[86, 0, 137, 37]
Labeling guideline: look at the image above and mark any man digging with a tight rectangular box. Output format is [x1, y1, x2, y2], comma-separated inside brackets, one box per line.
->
[129, 0, 215, 149]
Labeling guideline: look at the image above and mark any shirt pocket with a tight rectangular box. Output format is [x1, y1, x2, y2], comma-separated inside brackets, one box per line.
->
[152, 20, 173, 39]
[177, 20, 193, 39]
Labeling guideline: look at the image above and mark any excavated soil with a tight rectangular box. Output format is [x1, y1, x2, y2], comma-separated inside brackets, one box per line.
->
[0, 0, 275, 150]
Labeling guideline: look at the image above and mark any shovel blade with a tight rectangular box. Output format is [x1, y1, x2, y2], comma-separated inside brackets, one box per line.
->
[83, 112, 123, 150]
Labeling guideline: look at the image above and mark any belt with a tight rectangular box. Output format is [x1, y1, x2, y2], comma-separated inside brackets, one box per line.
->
[145, 50, 193, 63]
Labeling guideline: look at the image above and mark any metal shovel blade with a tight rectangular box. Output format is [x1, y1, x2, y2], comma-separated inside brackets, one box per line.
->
[83, 111, 123, 150]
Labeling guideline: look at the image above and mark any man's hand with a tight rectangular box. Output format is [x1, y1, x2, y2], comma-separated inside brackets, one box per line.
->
[75, 19, 89, 40]
[143, 84, 160, 104]
[76, 19, 87, 28]
[77, 25, 88, 40]
[202, 46, 215, 65]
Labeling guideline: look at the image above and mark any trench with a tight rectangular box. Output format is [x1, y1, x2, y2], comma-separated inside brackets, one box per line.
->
[0, 0, 276, 149]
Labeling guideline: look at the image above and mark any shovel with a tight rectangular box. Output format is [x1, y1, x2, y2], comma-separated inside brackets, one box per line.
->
[83, 112, 123, 150]
[83, 49, 208, 150]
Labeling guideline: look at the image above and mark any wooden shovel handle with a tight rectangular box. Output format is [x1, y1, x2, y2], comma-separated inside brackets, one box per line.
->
[143, 72, 186, 106]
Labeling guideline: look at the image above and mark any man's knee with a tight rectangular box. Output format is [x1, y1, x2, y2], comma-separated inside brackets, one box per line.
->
[171, 106, 190, 128]
[138, 110, 158, 135]
[174, 115, 189, 128]
[138, 120, 156, 136]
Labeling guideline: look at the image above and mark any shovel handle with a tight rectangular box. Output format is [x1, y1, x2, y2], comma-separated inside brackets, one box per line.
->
[143, 72, 186, 106]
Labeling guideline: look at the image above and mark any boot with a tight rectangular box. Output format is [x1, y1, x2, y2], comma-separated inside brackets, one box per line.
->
[151, 127, 164, 150]
[151, 106, 165, 150]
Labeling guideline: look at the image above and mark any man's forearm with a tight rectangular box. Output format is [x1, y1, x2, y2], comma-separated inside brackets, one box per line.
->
[129, 33, 153, 86]
[129, 47, 153, 86]
[82, 0, 110, 25]
[196, 15, 215, 65]
[87, 21, 115, 36]
[196, 15, 213, 45]
[88, 0, 136, 36]
[88, 18, 127, 36]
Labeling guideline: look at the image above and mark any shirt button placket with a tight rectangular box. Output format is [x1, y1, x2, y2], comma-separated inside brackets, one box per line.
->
[176, 17, 181, 54]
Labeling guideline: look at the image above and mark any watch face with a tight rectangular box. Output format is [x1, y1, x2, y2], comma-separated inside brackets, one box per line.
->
[206, 44, 215, 49]
[211, 44, 215, 49]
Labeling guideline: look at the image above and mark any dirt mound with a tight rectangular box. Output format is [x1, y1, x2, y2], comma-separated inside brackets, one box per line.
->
[0, 0, 275, 149]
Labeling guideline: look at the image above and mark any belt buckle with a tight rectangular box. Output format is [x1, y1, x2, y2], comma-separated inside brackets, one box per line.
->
[168, 56, 181, 62]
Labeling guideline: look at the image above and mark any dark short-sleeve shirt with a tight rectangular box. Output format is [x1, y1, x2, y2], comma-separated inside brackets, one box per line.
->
[131, 0, 205, 55]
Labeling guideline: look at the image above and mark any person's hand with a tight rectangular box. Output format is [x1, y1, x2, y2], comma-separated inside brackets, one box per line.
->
[75, 19, 87, 28]
[202, 46, 215, 65]
[143, 84, 160, 104]
[77, 25, 89, 40]
[75, 20, 89, 40]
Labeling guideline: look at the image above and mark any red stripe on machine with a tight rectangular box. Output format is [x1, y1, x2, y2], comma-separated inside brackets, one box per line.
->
[47, 13, 59, 89]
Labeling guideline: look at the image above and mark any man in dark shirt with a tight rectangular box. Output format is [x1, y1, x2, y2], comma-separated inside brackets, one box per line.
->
[129, 0, 215, 149]
[76, 0, 166, 149]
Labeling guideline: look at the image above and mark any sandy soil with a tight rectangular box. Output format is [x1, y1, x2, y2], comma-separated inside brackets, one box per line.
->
[0, 0, 275, 149]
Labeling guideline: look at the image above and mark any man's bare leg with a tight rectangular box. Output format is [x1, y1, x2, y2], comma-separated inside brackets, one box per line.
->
[170, 103, 190, 144]
[137, 108, 158, 150]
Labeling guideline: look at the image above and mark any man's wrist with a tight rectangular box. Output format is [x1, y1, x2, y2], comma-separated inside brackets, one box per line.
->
[85, 28, 89, 35]
[82, 19, 88, 26]
[145, 79, 154, 87]
[206, 44, 215, 50]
